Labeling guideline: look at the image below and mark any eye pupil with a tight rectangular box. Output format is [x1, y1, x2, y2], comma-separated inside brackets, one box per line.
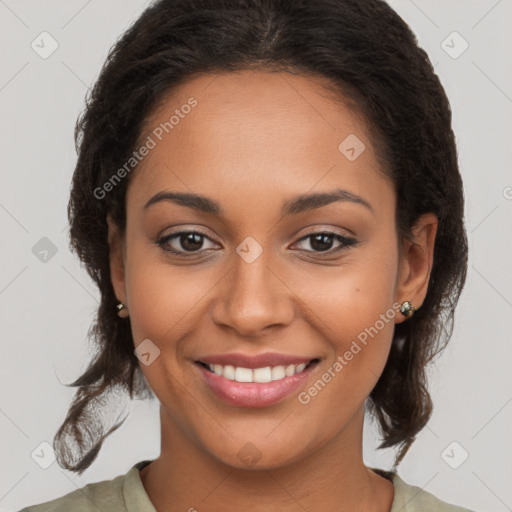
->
[158, 230, 354, 257]
[181, 232, 203, 251]
[310, 233, 333, 252]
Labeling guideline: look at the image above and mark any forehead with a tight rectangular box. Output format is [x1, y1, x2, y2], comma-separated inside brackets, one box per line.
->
[127, 70, 391, 215]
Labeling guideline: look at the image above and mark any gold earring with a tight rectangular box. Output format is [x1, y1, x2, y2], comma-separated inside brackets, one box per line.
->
[400, 301, 415, 318]
[117, 302, 129, 318]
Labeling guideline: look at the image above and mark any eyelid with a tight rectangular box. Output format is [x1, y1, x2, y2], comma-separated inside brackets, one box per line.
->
[291, 229, 358, 253]
[160, 231, 217, 243]
[156, 227, 358, 257]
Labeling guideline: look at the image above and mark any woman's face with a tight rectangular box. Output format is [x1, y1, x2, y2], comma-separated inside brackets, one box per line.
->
[109, 70, 436, 469]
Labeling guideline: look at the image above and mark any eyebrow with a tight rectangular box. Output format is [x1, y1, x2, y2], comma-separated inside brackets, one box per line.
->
[143, 187, 374, 216]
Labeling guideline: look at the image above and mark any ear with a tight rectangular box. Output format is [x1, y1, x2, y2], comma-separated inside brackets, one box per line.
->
[107, 213, 127, 305]
[395, 212, 438, 323]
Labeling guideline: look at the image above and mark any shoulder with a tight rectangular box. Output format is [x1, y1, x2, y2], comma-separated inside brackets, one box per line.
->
[17, 473, 126, 512]
[17, 461, 153, 512]
[389, 472, 476, 512]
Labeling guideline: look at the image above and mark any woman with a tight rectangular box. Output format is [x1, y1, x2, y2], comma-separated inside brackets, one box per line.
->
[20, 0, 474, 510]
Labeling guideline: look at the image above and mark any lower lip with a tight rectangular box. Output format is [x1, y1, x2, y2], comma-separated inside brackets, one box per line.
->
[195, 362, 316, 408]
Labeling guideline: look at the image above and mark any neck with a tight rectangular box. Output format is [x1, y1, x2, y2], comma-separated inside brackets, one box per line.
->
[139, 405, 394, 512]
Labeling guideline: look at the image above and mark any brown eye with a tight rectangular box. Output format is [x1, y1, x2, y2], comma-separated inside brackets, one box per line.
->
[294, 231, 358, 254]
[157, 230, 218, 255]
[178, 232, 204, 251]
[309, 233, 335, 252]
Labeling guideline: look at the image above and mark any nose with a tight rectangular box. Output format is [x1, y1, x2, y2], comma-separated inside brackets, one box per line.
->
[211, 250, 295, 337]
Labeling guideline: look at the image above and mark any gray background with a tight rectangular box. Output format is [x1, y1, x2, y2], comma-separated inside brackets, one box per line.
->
[1, 1, 511, 511]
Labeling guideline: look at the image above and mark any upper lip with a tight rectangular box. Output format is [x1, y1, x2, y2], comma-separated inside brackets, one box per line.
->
[196, 352, 317, 369]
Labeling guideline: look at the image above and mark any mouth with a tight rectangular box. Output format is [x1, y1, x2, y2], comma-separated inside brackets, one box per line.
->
[196, 359, 319, 383]
[194, 357, 320, 408]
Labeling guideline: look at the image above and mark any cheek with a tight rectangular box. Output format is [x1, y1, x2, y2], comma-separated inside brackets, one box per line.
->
[294, 242, 399, 387]
[123, 232, 217, 346]
[299, 244, 398, 336]
[277, 250, 399, 454]
[123, 245, 211, 411]
[127, 266, 206, 343]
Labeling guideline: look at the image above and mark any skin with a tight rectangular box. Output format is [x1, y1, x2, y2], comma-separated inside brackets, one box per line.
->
[107, 70, 437, 512]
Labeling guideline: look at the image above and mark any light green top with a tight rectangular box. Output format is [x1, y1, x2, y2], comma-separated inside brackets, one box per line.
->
[19, 460, 475, 512]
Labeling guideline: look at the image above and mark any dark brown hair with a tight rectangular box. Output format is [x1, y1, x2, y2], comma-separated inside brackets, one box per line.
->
[55, 0, 468, 474]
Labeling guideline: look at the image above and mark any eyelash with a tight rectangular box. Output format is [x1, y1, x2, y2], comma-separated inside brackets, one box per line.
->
[155, 229, 358, 258]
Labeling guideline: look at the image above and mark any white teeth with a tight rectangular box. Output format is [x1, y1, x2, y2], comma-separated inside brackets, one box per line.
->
[285, 364, 296, 377]
[234, 367, 253, 382]
[253, 366, 272, 383]
[271, 365, 286, 381]
[205, 362, 310, 383]
[223, 364, 235, 380]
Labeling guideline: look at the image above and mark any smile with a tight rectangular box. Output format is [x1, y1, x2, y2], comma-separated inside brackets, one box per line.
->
[198, 361, 314, 383]
[194, 358, 320, 407]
